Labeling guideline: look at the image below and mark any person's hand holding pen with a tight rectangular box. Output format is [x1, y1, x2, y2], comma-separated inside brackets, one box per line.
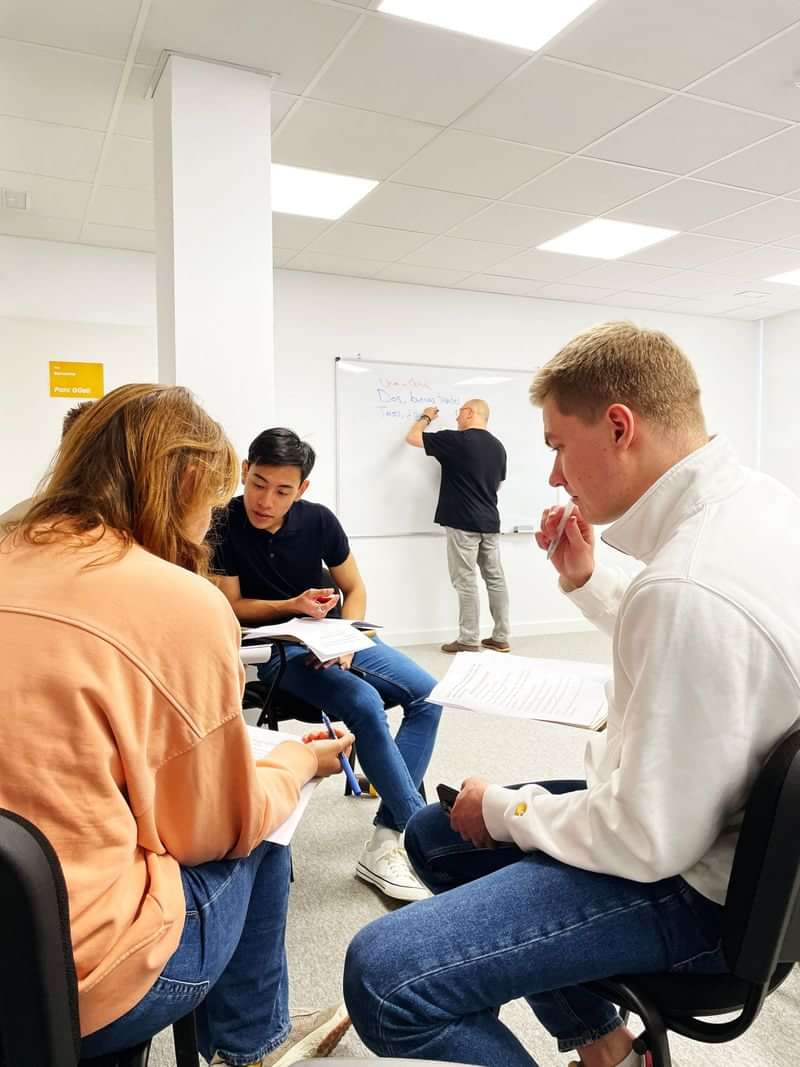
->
[292, 588, 339, 619]
[535, 501, 594, 592]
[301, 724, 355, 778]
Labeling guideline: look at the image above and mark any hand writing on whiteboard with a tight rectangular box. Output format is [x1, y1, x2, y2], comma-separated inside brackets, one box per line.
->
[422, 406, 439, 422]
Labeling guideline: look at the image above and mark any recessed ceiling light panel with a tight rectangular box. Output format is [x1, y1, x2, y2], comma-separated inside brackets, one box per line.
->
[538, 218, 677, 260]
[377, 0, 599, 52]
[765, 268, 800, 287]
[272, 164, 377, 220]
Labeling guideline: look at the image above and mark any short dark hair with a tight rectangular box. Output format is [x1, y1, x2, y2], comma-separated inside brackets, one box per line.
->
[247, 427, 316, 480]
[62, 400, 94, 439]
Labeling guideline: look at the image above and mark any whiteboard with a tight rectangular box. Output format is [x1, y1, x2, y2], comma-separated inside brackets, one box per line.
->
[335, 358, 555, 536]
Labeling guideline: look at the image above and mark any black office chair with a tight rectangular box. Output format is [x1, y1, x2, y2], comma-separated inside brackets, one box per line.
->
[584, 728, 800, 1067]
[0, 807, 199, 1067]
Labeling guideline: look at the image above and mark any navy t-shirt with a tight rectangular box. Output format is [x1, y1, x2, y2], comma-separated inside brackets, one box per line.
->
[211, 496, 350, 600]
[423, 428, 507, 534]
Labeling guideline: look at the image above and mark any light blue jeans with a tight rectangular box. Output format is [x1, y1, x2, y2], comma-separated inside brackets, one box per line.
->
[80, 841, 292, 1066]
[344, 782, 729, 1067]
[258, 636, 442, 832]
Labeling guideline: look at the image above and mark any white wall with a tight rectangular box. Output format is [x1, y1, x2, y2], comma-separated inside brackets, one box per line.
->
[274, 270, 759, 644]
[1, 235, 762, 645]
[762, 312, 800, 496]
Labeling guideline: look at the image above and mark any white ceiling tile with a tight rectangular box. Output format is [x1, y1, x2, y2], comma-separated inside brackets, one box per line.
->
[631, 271, 742, 298]
[784, 188, 800, 201]
[457, 274, 546, 296]
[138, 0, 359, 96]
[607, 179, 767, 230]
[535, 283, 619, 303]
[345, 182, 490, 234]
[98, 136, 153, 190]
[695, 127, 800, 196]
[0, 0, 141, 59]
[667, 295, 761, 315]
[776, 232, 800, 250]
[272, 247, 297, 267]
[0, 214, 81, 242]
[457, 57, 665, 153]
[724, 304, 783, 320]
[0, 115, 103, 182]
[88, 186, 154, 230]
[313, 15, 526, 125]
[273, 100, 439, 179]
[609, 291, 687, 310]
[699, 198, 800, 242]
[568, 261, 678, 289]
[115, 66, 154, 140]
[81, 223, 155, 252]
[691, 23, 800, 121]
[271, 92, 298, 131]
[308, 221, 432, 260]
[0, 170, 90, 220]
[287, 251, 385, 278]
[450, 203, 587, 247]
[624, 234, 756, 268]
[393, 130, 563, 199]
[0, 38, 122, 130]
[402, 236, 520, 272]
[485, 249, 597, 282]
[694, 244, 800, 279]
[546, 0, 799, 88]
[376, 263, 471, 287]
[587, 97, 786, 174]
[509, 157, 671, 215]
[271, 214, 331, 250]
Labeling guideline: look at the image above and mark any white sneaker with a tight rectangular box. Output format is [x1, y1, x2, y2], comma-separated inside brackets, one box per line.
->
[355, 839, 430, 902]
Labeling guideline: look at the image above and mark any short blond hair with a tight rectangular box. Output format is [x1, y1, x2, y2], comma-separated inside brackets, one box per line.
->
[530, 321, 705, 433]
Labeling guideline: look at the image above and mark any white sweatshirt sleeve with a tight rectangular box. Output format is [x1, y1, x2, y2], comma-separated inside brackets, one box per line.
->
[565, 563, 630, 638]
[483, 578, 780, 882]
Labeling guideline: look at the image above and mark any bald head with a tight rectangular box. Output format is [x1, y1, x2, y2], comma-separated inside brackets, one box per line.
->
[457, 398, 490, 431]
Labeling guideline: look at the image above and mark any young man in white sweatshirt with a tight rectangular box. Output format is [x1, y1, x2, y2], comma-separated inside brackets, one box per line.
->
[343, 321, 800, 1067]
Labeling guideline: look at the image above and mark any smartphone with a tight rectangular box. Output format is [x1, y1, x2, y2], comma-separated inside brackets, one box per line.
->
[436, 783, 459, 815]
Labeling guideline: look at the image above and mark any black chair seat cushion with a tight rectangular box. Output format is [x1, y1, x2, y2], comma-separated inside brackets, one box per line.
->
[588, 961, 793, 1018]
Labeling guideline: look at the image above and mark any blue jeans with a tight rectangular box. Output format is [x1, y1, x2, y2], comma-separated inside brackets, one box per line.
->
[344, 782, 729, 1067]
[81, 841, 292, 1066]
[258, 636, 441, 832]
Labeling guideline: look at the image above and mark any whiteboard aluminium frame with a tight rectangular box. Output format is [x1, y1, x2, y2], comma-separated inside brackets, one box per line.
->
[334, 355, 540, 540]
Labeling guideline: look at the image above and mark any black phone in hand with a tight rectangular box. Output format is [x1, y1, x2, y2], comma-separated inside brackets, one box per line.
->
[436, 783, 459, 814]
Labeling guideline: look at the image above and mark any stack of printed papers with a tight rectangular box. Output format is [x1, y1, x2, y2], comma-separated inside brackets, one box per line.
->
[241, 618, 374, 662]
[428, 651, 611, 730]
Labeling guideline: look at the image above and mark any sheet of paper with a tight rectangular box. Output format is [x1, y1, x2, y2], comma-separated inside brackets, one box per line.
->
[428, 652, 611, 729]
[245, 724, 319, 846]
[241, 618, 374, 662]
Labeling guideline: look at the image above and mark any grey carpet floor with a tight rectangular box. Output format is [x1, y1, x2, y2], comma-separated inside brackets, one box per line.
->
[149, 632, 799, 1065]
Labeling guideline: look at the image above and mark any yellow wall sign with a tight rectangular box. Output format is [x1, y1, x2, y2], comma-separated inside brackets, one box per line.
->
[49, 361, 105, 399]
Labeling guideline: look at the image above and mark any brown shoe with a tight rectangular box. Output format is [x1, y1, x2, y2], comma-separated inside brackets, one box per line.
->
[441, 640, 481, 653]
[481, 637, 511, 652]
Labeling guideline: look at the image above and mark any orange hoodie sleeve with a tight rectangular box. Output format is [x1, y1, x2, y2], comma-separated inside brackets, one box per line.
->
[146, 714, 318, 866]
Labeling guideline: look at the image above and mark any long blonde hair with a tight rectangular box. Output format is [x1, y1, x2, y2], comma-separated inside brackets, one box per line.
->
[15, 383, 238, 575]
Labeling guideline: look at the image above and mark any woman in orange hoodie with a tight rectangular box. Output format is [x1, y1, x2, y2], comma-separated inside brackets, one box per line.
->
[0, 384, 352, 1066]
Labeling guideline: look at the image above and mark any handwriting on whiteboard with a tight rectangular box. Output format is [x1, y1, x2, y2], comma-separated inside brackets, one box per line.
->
[375, 378, 461, 419]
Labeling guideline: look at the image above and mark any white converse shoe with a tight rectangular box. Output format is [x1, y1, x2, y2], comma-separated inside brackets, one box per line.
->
[355, 838, 430, 902]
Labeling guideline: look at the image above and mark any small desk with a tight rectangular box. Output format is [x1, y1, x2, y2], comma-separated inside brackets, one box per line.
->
[239, 641, 273, 667]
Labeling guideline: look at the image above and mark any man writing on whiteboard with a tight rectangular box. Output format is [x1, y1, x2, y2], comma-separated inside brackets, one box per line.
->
[406, 399, 511, 654]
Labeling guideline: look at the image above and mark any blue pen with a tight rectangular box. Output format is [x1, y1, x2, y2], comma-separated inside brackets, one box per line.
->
[320, 711, 362, 796]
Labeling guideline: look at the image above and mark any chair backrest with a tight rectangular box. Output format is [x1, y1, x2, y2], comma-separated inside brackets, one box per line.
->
[0, 808, 80, 1067]
[723, 729, 800, 984]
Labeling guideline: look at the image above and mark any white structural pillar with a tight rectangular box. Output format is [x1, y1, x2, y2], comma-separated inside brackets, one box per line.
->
[153, 54, 274, 459]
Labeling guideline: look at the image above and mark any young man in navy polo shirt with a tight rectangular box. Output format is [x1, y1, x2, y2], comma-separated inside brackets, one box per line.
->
[212, 427, 441, 902]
